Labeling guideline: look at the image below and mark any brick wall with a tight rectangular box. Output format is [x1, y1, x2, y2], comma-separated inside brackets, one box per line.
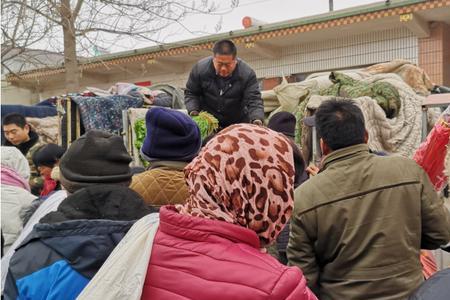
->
[444, 24, 450, 87]
[262, 77, 281, 90]
[261, 75, 300, 90]
[418, 22, 450, 86]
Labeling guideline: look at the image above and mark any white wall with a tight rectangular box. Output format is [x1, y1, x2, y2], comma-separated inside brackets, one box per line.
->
[246, 27, 418, 78]
[1, 80, 37, 105]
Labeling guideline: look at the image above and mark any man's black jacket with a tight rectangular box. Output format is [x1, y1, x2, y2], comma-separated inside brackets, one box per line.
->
[185, 56, 264, 127]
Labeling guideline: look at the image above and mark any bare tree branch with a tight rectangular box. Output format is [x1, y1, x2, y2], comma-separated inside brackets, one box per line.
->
[72, 0, 85, 19]
[11, 1, 25, 44]
[2, 60, 23, 78]
[4, 0, 62, 25]
[2, 0, 237, 91]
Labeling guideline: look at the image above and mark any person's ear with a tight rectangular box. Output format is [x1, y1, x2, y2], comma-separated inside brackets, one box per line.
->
[24, 124, 30, 134]
[320, 138, 331, 156]
[364, 130, 369, 144]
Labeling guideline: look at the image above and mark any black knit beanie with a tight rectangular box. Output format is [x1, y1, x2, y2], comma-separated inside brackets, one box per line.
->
[59, 130, 132, 184]
[268, 112, 296, 138]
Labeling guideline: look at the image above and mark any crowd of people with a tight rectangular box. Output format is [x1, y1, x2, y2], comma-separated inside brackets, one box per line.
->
[1, 39, 449, 300]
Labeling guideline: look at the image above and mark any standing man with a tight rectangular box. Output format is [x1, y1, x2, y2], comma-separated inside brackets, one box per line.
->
[287, 99, 450, 300]
[185, 39, 264, 128]
[2, 113, 45, 195]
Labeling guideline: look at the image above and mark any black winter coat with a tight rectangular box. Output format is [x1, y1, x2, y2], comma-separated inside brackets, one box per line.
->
[185, 56, 264, 127]
[4, 185, 155, 300]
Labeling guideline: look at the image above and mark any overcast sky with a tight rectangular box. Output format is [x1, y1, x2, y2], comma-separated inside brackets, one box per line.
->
[194, 0, 379, 33]
[107, 0, 380, 53]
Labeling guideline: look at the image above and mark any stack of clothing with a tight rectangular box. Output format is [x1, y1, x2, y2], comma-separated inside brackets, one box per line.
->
[72, 95, 143, 135]
[262, 61, 440, 160]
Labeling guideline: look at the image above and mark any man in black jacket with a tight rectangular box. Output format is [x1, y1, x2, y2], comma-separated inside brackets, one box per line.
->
[185, 39, 264, 128]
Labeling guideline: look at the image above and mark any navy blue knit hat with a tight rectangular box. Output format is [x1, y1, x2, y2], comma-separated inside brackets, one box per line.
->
[140, 108, 201, 162]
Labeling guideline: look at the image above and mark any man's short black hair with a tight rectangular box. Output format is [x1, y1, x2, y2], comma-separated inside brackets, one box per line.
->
[315, 99, 366, 151]
[213, 39, 237, 57]
[2, 113, 27, 128]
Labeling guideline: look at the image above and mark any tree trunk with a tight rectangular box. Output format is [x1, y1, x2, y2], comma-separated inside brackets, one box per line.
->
[61, 0, 79, 93]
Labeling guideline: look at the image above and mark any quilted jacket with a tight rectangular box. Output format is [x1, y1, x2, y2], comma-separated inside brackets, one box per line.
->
[130, 161, 189, 208]
[141, 206, 317, 300]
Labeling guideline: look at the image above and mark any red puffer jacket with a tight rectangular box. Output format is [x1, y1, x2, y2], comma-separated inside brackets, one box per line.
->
[141, 206, 317, 300]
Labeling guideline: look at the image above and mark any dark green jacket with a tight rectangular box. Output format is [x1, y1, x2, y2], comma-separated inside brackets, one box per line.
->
[287, 144, 450, 300]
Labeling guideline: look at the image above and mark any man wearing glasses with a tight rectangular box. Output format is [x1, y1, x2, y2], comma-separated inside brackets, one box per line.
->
[185, 39, 264, 128]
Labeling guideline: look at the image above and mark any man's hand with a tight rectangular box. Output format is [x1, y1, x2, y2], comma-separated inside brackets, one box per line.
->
[252, 119, 263, 126]
[306, 164, 320, 176]
[189, 111, 199, 117]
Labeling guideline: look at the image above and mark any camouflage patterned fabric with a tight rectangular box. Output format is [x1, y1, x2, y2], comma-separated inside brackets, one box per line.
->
[27, 140, 45, 195]
[320, 72, 401, 118]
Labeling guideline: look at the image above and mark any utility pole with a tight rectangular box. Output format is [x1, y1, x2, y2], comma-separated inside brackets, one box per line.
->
[329, 0, 334, 11]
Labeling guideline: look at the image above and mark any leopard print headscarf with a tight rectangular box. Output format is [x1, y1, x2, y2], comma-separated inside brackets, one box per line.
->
[177, 124, 295, 246]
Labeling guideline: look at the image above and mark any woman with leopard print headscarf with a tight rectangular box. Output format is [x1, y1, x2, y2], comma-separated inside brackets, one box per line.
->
[140, 124, 317, 300]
